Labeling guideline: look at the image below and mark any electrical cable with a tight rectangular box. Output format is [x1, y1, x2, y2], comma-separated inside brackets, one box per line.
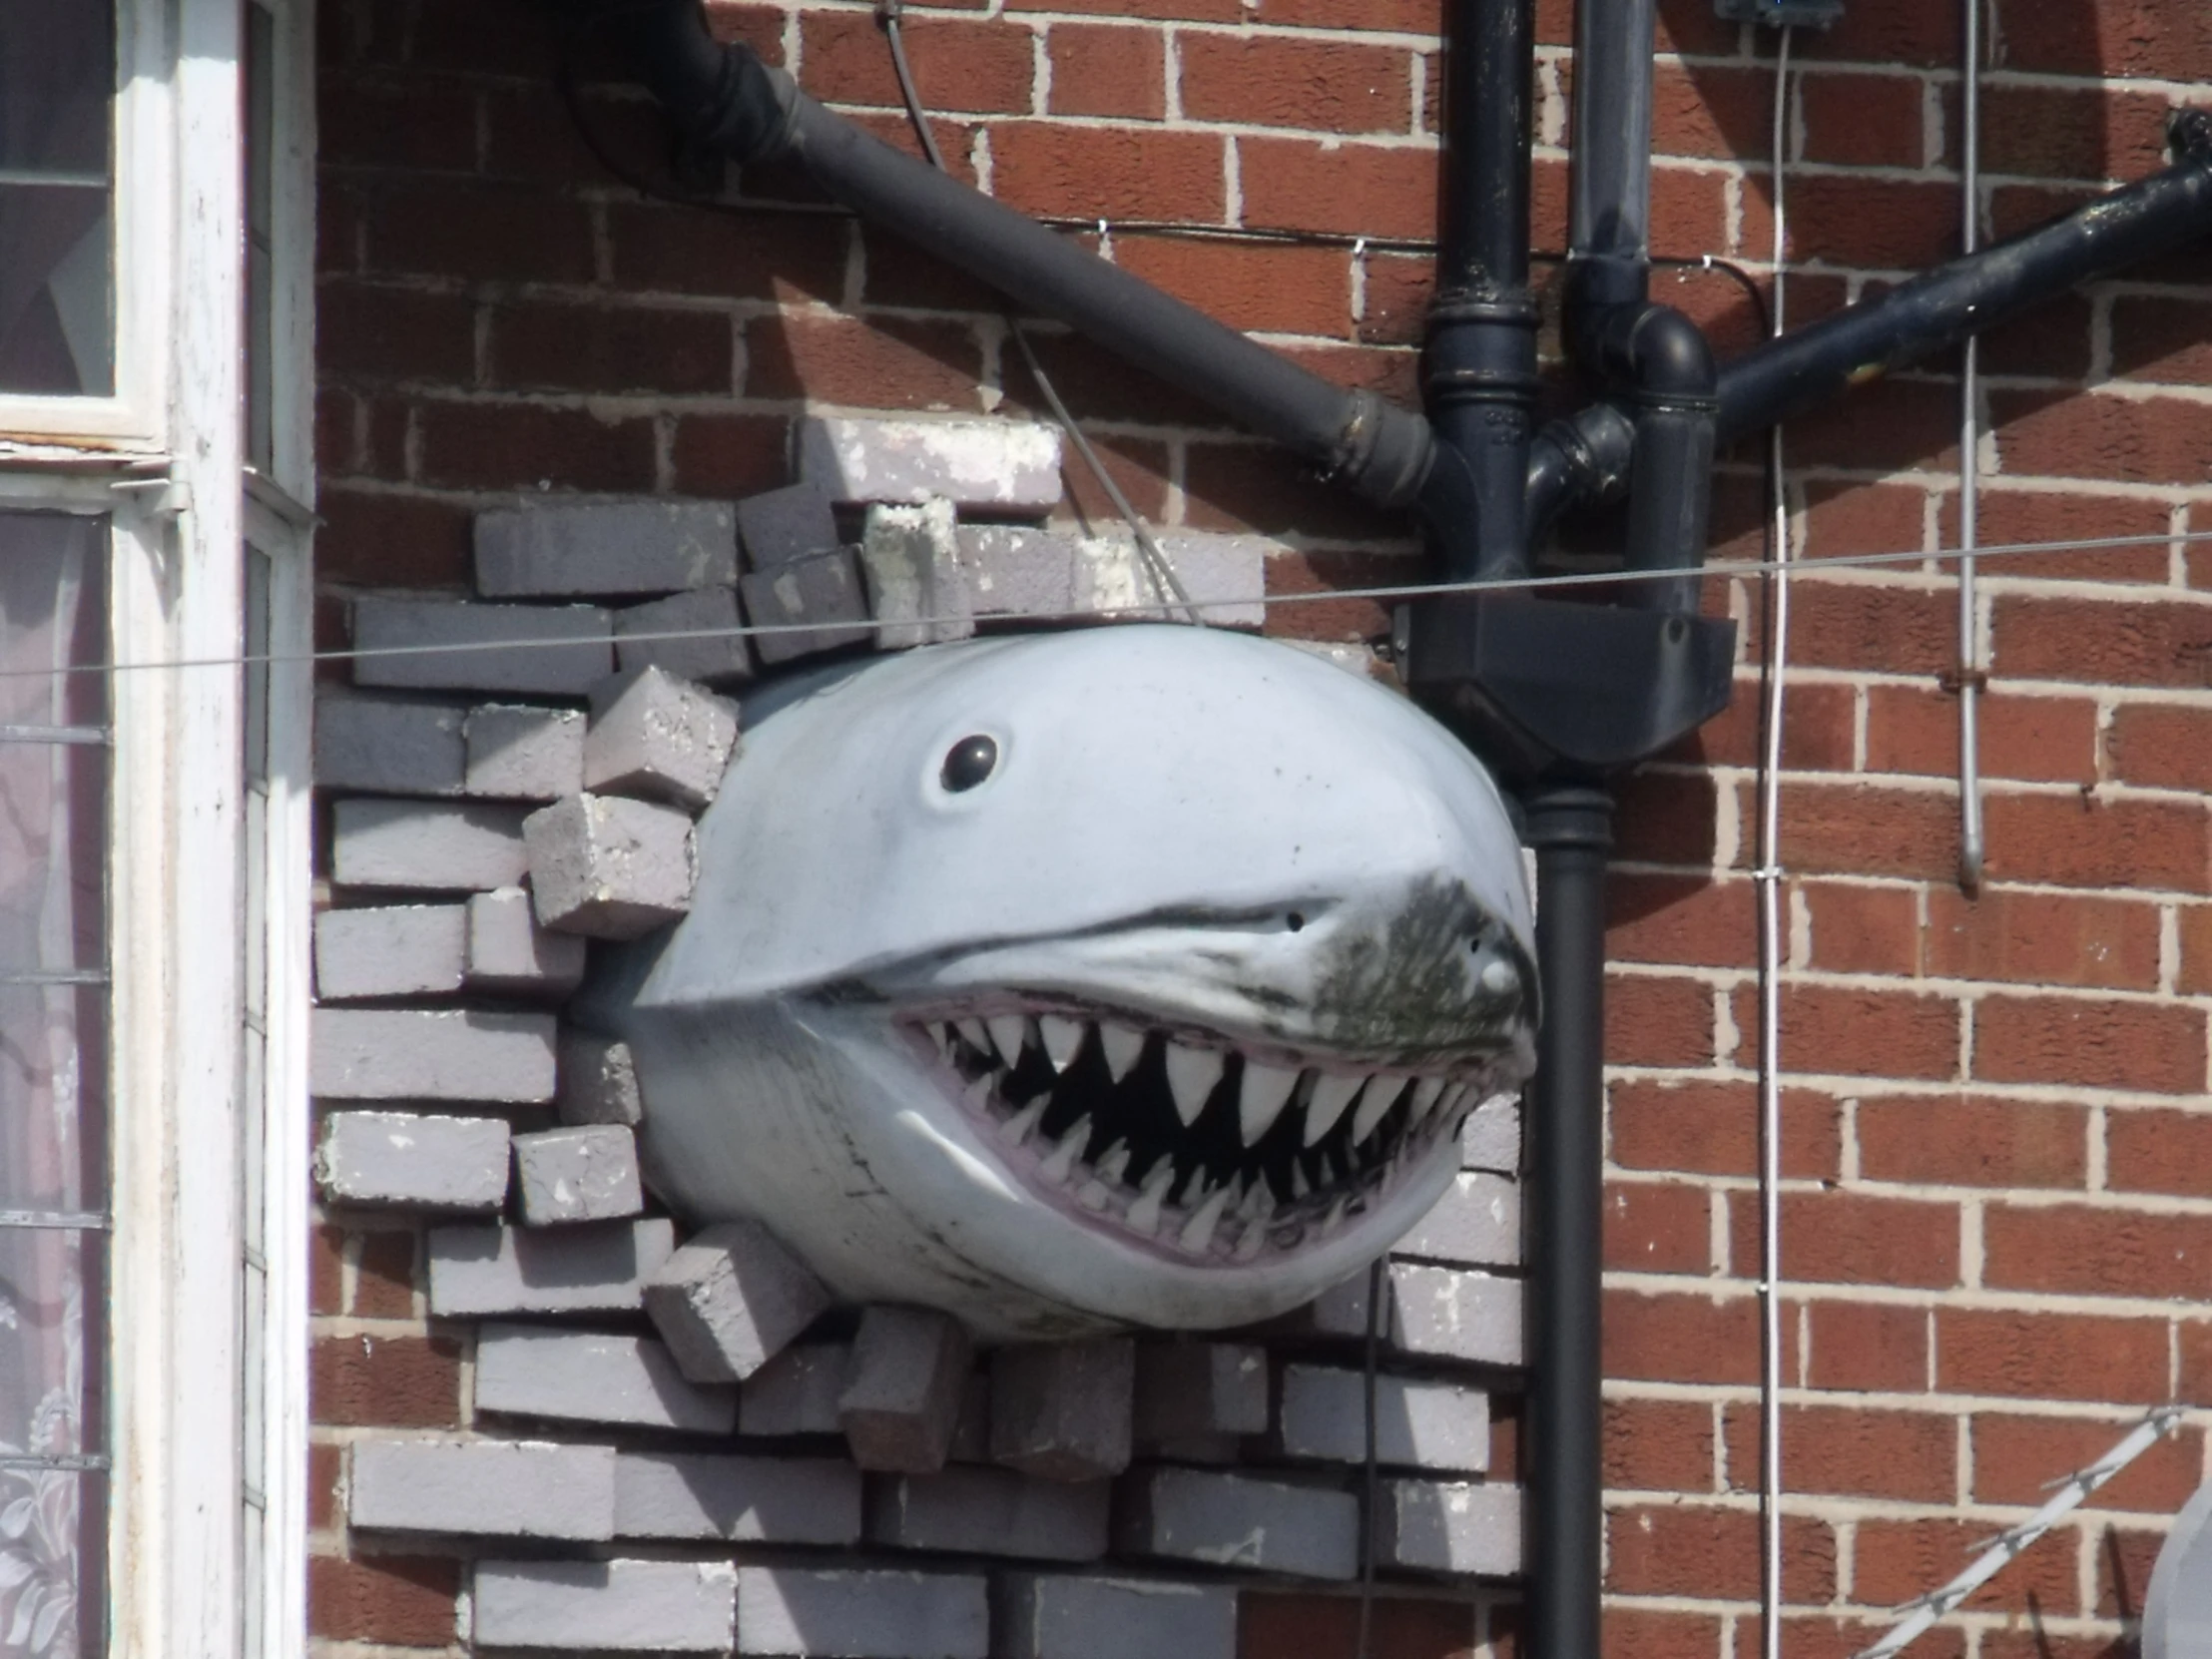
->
[1955, 0, 1986, 893]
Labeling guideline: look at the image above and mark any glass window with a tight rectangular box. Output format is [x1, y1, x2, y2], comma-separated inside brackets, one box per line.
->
[0, 510, 111, 1659]
[0, 1, 117, 397]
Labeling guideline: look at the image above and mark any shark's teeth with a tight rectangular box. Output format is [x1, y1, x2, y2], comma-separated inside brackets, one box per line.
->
[999, 1096, 1047, 1148]
[1039, 1014, 1086, 1072]
[1303, 1073, 1366, 1147]
[1039, 1117, 1088, 1185]
[1126, 1163, 1173, 1236]
[1163, 1043, 1225, 1127]
[957, 1017, 991, 1055]
[1405, 1075, 1448, 1125]
[1353, 1076, 1407, 1145]
[987, 1014, 1032, 1066]
[1239, 1061, 1301, 1146]
[1178, 1181, 1232, 1255]
[1093, 1141, 1131, 1186]
[1101, 1023, 1146, 1082]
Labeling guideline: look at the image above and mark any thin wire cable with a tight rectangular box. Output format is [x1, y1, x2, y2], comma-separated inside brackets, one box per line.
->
[1356, 1256, 1385, 1659]
[1955, 0, 1986, 893]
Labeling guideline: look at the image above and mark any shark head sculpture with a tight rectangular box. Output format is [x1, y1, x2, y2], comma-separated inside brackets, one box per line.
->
[583, 624, 1536, 1340]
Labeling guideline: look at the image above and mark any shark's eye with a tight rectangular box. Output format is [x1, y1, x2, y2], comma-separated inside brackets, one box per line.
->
[940, 734, 999, 793]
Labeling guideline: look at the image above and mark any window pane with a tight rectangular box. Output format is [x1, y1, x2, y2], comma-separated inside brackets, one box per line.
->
[0, 1465, 104, 1659]
[0, 0, 116, 396]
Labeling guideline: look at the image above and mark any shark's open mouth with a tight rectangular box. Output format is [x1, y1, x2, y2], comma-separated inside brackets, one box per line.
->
[898, 1005, 1504, 1265]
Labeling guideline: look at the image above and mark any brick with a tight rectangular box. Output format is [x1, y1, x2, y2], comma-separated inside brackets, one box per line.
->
[614, 586, 755, 686]
[1991, 388, 2212, 490]
[1046, 25, 1166, 120]
[1239, 1594, 1479, 1659]
[427, 1218, 677, 1317]
[1730, 1191, 1959, 1289]
[991, 1575, 1234, 1659]
[1985, 1203, 2212, 1301]
[748, 311, 986, 410]
[1973, 995, 2206, 1094]
[1806, 1300, 1928, 1394]
[1605, 1397, 1715, 1493]
[1799, 881, 1920, 977]
[350, 596, 614, 696]
[476, 1324, 738, 1433]
[613, 1450, 862, 1543]
[798, 416, 1063, 512]
[309, 1007, 556, 1102]
[1079, 532, 1268, 629]
[1980, 794, 2209, 897]
[740, 547, 874, 665]
[841, 1305, 975, 1472]
[524, 793, 695, 938]
[318, 281, 474, 382]
[556, 1030, 644, 1127]
[347, 1437, 617, 1539]
[1605, 973, 1716, 1069]
[642, 1220, 835, 1384]
[2189, 904, 2212, 995]
[1971, 1414, 2205, 1515]
[311, 1334, 463, 1428]
[954, 525, 1084, 618]
[1375, 1479, 1521, 1578]
[1604, 1290, 1759, 1386]
[1178, 35, 1412, 135]
[1854, 1518, 2077, 1616]
[513, 1125, 643, 1225]
[672, 412, 790, 500]
[1386, 1263, 1521, 1366]
[1937, 1309, 2171, 1403]
[991, 123, 1226, 223]
[1604, 1181, 1711, 1277]
[308, 1554, 459, 1648]
[1115, 1466, 1358, 1580]
[1277, 1367, 1488, 1473]
[734, 1567, 988, 1659]
[1857, 1094, 2087, 1189]
[584, 665, 741, 809]
[2109, 1109, 2212, 1199]
[1721, 1402, 1955, 1503]
[473, 1559, 736, 1652]
[1938, 488, 2173, 584]
[313, 1109, 510, 1210]
[801, 11, 1030, 113]
[2112, 292, 2212, 387]
[463, 704, 585, 800]
[1731, 983, 1960, 1082]
[1991, 593, 2212, 689]
[2109, 704, 2212, 793]
[474, 497, 739, 598]
[1607, 1504, 1836, 1604]
[1609, 1079, 1841, 1182]
[489, 301, 732, 397]
[1605, 875, 1755, 969]
[860, 499, 975, 649]
[1864, 688, 2097, 786]
[1461, 1097, 1518, 1175]
[1925, 888, 2161, 991]
[1783, 585, 1955, 679]
[353, 1231, 419, 1320]
[1799, 70, 1927, 170]
[740, 1341, 851, 1436]
[1131, 1343, 1268, 1442]
[989, 1340, 1135, 1481]
[606, 203, 844, 301]
[1393, 1172, 1519, 1269]
[314, 692, 466, 794]
[736, 481, 840, 572]
[313, 903, 467, 1000]
[330, 799, 531, 891]
[318, 488, 473, 589]
[865, 1467, 1109, 1561]
[464, 886, 588, 996]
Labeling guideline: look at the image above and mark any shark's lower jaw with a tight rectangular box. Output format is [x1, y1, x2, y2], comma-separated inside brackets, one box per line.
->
[897, 1005, 1506, 1267]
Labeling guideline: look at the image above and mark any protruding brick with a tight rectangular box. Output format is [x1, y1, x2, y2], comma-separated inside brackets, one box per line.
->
[735, 479, 839, 571]
[643, 1220, 835, 1384]
[428, 1218, 677, 1317]
[615, 586, 754, 685]
[953, 525, 1083, 618]
[1375, 1479, 1523, 1577]
[464, 887, 588, 997]
[524, 793, 695, 938]
[310, 1008, 556, 1103]
[1114, 1466, 1359, 1580]
[798, 414, 1061, 510]
[734, 1566, 989, 1659]
[464, 704, 585, 799]
[514, 1125, 644, 1225]
[739, 547, 872, 665]
[614, 1451, 861, 1544]
[313, 904, 466, 1000]
[739, 1342, 850, 1437]
[1462, 1097, 1520, 1175]
[351, 596, 614, 696]
[476, 1324, 738, 1434]
[584, 666, 740, 809]
[1076, 532, 1267, 629]
[347, 1438, 616, 1540]
[859, 498, 974, 648]
[473, 1559, 737, 1652]
[331, 799, 530, 891]
[1277, 1367, 1490, 1473]
[475, 497, 739, 597]
[313, 1110, 510, 1210]
[1132, 1343, 1269, 1443]
[314, 693, 465, 795]
[990, 1575, 1237, 1659]
[840, 1306, 974, 1472]
[1388, 1265, 1522, 1367]
[865, 1468, 1109, 1562]
[557, 1029, 645, 1127]
[989, 1340, 1135, 1481]
[1394, 1173, 1522, 1268]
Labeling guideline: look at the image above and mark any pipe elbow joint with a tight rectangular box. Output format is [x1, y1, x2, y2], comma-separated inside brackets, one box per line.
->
[628, 0, 797, 164]
[1331, 391, 1436, 513]
[1600, 302, 1717, 401]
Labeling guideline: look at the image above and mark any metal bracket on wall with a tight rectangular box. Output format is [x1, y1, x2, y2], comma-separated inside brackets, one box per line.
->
[1713, 0, 1843, 27]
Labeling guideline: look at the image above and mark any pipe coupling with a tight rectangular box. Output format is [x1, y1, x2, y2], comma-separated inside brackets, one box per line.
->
[1327, 391, 1435, 512]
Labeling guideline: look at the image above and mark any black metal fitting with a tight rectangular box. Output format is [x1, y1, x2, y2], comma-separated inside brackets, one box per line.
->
[2172, 106, 2212, 163]
[1423, 291, 1543, 581]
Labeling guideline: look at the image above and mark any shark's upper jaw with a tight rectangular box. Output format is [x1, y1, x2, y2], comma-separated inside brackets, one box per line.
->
[892, 998, 1513, 1266]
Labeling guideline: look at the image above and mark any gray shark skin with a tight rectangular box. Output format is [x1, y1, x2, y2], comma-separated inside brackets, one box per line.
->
[580, 625, 1537, 1340]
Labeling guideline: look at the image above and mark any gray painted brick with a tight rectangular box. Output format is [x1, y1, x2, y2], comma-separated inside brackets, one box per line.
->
[464, 704, 586, 800]
[739, 1342, 849, 1437]
[475, 497, 740, 598]
[310, 1007, 556, 1103]
[514, 1125, 644, 1225]
[858, 499, 973, 649]
[736, 480, 839, 572]
[1131, 1343, 1268, 1443]
[740, 547, 872, 666]
[1461, 1096, 1520, 1175]
[952, 526, 1083, 618]
[1075, 533, 1267, 630]
[988, 1340, 1133, 1482]
[990, 1575, 1236, 1659]
[427, 1217, 676, 1317]
[614, 1450, 861, 1544]
[1389, 1264, 1522, 1368]
[948, 1373, 991, 1464]
[840, 1305, 972, 1473]
[735, 1566, 988, 1659]
[865, 1468, 1108, 1562]
[474, 1558, 737, 1652]
[1277, 1367, 1489, 1473]
[351, 596, 614, 697]
[556, 1029, 644, 1128]
[798, 414, 1061, 511]
[643, 1220, 833, 1384]
[464, 886, 588, 997]
[476, 1323, 738, 1434]
[313, 903, 466, 1000]
[347, 1437, 616, 1540]
[615, 586, 755, 686]
[1375, 1479, 1523, 1578]
[1114, 1467, 1358, 1580]
[330, 799, 531, 891]
[313, 1110, 510, 1210]
[584, 665, 740, 810]
[314, 693, 466, 795]
[524, 793, 695, 939]
[1394, 1172, 1521, 1268]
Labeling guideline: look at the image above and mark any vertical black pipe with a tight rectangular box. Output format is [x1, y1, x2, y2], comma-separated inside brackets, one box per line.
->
[1565, 0, 1656, 335]
[1523, 785, 1612, 1659]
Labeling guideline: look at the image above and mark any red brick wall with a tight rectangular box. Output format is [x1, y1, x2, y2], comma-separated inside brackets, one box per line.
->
[312, 0, 2212, 1653]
